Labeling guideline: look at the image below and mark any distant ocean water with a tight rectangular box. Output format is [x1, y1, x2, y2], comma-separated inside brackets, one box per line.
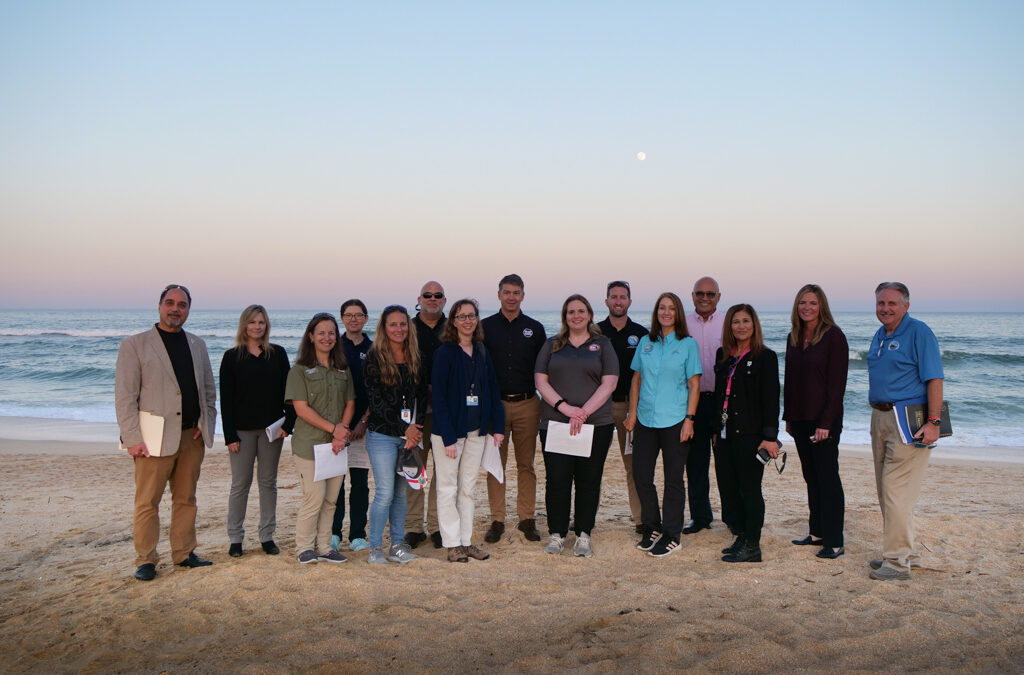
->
[1, 309, 1021, 450]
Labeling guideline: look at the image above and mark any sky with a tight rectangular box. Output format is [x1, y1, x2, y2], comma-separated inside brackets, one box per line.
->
[1, 1, 1022, 312]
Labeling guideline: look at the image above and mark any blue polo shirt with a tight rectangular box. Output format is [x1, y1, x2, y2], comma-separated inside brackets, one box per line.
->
[867, 315, 943, 403]
[630, 332, 702, 428]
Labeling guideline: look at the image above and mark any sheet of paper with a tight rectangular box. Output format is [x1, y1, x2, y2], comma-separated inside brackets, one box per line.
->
[265, 416, 286, 442]
[119, 411, 165, 456]
[544, 421, 594, 457]
[313, 443, 348, 482]
[481, 435, 504, 483]
[624, 430, 633, 456]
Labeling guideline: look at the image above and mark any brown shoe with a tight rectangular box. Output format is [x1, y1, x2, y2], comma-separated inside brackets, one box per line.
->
[464, 544, 490, 561]
[484, 521, 505, 543]
[517, 519, 541, 542]
[447, 546, 468, 563]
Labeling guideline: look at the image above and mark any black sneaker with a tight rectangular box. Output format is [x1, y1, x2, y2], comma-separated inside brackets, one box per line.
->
[636, 530, 662, 551]
[648, 535, 681, 557]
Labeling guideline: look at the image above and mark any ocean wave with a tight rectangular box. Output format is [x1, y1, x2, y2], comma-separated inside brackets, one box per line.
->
[846, 348, 1024, 366]
[0, 329, 131, 338]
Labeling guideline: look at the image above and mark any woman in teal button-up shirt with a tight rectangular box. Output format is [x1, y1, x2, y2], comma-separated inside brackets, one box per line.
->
[624, 292, 701, 557]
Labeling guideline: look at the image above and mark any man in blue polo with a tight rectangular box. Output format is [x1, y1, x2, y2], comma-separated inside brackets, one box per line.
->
[866, 281, 944, 581]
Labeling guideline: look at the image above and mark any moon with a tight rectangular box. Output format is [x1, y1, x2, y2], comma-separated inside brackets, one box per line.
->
[636, 152, 646, 161]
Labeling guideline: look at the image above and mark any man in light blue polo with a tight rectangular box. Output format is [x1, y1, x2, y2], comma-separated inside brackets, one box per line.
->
[866, 282, 944, 581]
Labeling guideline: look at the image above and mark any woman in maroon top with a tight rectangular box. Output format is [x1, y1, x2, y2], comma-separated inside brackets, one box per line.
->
[783, 284, 849, 559]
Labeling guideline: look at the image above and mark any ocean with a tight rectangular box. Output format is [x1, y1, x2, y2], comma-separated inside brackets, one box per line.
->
[1, 309, 1020, 451]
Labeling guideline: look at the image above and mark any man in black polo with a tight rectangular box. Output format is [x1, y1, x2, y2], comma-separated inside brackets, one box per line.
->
[596, 280, 647, 532]
[406, 280, 447, 549]
[481, 274, 546, 542]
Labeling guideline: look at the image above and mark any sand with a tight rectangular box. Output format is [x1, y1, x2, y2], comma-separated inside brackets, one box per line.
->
[1, 426, 1022, 673]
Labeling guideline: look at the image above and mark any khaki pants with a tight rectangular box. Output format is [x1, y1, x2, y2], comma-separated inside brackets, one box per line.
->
[133, 428, 205, 566]
[405, 412, 439, 534]
[293, 455, 343, 555]
[432, 433, 487, 547]
[871, 409, 932, 568]
[611, 400, 642, 523]
[486, 397, 540, 522]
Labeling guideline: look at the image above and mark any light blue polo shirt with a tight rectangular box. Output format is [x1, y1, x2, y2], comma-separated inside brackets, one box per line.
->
[630, 332, 702, 428]
[867, 314, 943, 403]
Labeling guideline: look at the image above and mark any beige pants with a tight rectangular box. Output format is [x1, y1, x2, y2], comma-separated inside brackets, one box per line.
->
[405, 412, 439, 534]
[871, 409, 932, 568]
[611, 400, 642, 523]
[293, 455, 343, 555]
[432, 433, 487, 547]
[487, 397, 540, 522]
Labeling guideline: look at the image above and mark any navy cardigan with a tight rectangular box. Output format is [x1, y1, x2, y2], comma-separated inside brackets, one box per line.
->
[431, 342, 505, 447]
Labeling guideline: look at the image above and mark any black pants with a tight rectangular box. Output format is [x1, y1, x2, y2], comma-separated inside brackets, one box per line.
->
[632, 420, 690, 539]
[791, 420, 845, 548]
[685, 393, 716, 525]
[331, 467, 369, 541]
[715, 434, 765, 546]
[540, 424, 613, 537]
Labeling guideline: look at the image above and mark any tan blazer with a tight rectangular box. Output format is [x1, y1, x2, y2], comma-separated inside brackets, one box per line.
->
[115, 326, 217, 455]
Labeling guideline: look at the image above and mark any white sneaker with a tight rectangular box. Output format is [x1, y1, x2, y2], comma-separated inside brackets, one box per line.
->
[543, 534, 564, 555]
[573, 533, 593, 558]
[387, 542, 418, 564]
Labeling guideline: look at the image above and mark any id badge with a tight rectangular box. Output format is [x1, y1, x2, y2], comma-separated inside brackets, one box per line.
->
[401, 408, 412, 424]
[466, 395, 479, 407]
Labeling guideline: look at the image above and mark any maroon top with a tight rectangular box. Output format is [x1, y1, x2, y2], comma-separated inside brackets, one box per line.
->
[783, 325, 849, 429]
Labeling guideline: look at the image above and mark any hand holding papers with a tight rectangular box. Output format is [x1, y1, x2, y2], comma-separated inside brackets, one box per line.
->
[313, 442, 348, 481]
[265, 416, 286, 442]
[544, 421, 594, 457]
[624, 430, 633, 456]
[481, 436, 504, 483]
[119, 411, 164, 457]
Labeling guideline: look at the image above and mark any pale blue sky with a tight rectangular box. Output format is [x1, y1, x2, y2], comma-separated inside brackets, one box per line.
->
[1, 1, 1022, 311]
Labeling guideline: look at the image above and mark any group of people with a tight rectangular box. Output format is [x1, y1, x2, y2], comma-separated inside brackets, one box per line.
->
[114, 277, 944, 584]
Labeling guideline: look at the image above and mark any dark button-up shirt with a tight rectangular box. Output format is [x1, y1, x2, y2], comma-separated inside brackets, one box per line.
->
[597, 316, 648, 402]
[481, 311, 547, 396]
[413, 314, 446, 383]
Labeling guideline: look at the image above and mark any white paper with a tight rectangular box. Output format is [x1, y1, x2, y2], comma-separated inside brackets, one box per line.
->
[313, 443, 348, 481]
[120, 411, 165, 456]
[265, 416, 286, 442]
[481, 435, 504, 483]
[544, 421, 594, 457]
[624, 430, 633, 456]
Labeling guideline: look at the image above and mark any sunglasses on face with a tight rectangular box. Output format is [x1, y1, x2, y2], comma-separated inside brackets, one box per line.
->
[421, 293, 444, 300]
[694, 291, 718, 298]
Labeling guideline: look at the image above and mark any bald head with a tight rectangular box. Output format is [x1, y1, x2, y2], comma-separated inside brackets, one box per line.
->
[692, 276, 721, 318]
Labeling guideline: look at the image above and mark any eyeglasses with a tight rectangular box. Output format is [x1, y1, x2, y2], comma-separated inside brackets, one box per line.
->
[693, 291, 718, 298]
[383, 305, 407, 314]
[607, 280, 630, 289]
[455, 314, 478, 322]
[341, 313, 366, 320]
[421, 292, 444, 300]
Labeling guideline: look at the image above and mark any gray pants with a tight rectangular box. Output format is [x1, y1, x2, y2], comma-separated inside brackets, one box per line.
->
[227, 429, 283, 544]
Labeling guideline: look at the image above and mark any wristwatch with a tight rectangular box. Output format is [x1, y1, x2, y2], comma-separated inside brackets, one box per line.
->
[927, 417, 942, 427]
[685, 414, 696, 421]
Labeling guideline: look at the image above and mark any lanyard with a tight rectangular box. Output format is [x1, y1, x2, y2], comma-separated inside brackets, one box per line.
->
[721, 347, 750, 423]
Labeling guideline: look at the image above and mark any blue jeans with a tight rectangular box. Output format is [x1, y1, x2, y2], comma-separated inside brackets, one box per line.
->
[366, 431, 408, 549]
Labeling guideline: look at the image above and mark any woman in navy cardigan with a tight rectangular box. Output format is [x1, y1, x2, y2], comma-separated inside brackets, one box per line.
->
[431, 299, 505, 563]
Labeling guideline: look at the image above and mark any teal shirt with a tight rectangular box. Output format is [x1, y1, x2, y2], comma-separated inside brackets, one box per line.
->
[630, 333, 702, 428]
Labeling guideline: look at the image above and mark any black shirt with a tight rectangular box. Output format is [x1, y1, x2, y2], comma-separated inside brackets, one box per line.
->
[413, 314, 446, 383]
[219, 344, 296, 446]
[597, 316, 649, 402]
[481, 311, 547, 396]
[157, 326, 200, 430]
[341, 332, 372, 423]
[364, 357, 428, 438]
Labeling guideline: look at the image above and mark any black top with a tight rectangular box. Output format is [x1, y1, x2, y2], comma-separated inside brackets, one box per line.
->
[157, 326, 199, 430]
[597, 316, 648, 402]
[712, 347, 780, 443]
[481, 311, 547, 395]
[534, 335, 618, 429]
[413, 314, 446, 383]
[219, 344, 296, 446]
[783, 326, 849, 430]
[341, 332, 372, 423]
[363, 358, 428, 438]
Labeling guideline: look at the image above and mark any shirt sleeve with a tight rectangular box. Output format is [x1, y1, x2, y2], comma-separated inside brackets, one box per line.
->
[599, 337, 619, 377]
[914, 322, 944, 382]
[219, 349, 239, 445]
[277, 348, 297, 434]
[534, 339, 554, 375]
[760, 350, 781, 442]
[818, 327, 849, 430]
[284, 365, 307, 404]
[630, 337, 646, 373]
[683, 337, 702, 379]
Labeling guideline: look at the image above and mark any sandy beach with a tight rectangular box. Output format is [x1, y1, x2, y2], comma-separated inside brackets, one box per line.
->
[1, 422, 1022, 673]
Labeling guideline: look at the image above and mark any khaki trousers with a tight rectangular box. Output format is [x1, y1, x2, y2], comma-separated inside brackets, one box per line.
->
[611, 400, 642, 523]
[405, 412, 439, 534]
[293, 455, 343, 555]
[871, 409, 932, 567]
[486, 397, 540, 522]
[133, 428, 205, 566]
[432, 433, 487, 547]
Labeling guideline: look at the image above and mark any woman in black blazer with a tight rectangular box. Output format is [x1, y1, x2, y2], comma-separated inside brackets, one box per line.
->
[713, 304, 781, 563]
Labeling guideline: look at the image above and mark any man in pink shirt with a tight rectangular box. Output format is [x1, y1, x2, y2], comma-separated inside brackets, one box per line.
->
[683, 277, 731, 534]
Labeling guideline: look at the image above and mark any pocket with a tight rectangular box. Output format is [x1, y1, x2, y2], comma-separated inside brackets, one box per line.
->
[304, 371, 326, 399]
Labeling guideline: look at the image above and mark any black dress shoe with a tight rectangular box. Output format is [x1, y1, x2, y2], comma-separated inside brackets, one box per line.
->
[722, 543, 762, 563]
[682, 521, 712, 535]
[816, 546, 845, 559]
[177, 551, 213, 568]
[229, 543, 243, 558]
[430, 531, 443, 549]
[517, 519, 541, 542]
[792, 535, 824, 546]
[484, 521, 505, 543]
[261, 540, 280, 555]
[405, 531, 427, 549]
[135, 563, 156, 581]
[721, 535, 745, 555]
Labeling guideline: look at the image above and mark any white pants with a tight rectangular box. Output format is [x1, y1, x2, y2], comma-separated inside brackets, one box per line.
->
[431, 433, 488, 547]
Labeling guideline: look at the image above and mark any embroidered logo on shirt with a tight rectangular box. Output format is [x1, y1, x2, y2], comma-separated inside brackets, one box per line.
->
[523, 328, 534, 338]
[360, 352, 367, 359]
[643, 344, 653, 352]
[589, 344, 600, 352]
[889, 340, 899, 351]
[627, 335, 639, 347]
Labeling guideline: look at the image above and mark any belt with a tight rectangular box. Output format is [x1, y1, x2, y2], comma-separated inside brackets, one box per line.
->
[612, 395, 628, 403]
[501, 392, 535, 402]
[870, 402, 894, 411]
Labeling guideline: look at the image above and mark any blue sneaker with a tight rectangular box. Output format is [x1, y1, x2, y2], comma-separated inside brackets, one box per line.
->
[350, 538, 370, 552]
[329, 535, 341, 552]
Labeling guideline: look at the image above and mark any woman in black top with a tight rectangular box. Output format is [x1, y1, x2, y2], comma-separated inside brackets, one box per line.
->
[713, 304, 780, 563]
[219, 304, 295, 557]
[783, 284, 849, 559]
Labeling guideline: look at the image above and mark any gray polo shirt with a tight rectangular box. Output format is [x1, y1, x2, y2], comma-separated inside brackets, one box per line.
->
[534, 335, 618, 430]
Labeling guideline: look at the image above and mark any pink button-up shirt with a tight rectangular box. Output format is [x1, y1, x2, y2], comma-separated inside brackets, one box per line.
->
[686, 311, 725, 392]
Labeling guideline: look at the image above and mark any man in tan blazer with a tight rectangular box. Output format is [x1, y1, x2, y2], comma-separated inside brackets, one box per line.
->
[115, 284, 217, 581]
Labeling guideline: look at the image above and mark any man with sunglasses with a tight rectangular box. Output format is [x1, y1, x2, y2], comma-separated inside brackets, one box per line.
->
[684, 277, 729, 535]
[405, 281, 447, 549]
[115, 284, 217, 581]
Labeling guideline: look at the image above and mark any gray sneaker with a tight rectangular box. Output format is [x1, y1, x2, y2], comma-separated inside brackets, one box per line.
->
[870, 558, 922, 570]
[367, 547, 389, 564]
[573, 532, 593, 558]
[297, 549, 318, 564]
[388, 542, 418, 564]
[318, 550, 348, 564]
[543, 534, 564, 555]
[869, 563, 911, 581]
